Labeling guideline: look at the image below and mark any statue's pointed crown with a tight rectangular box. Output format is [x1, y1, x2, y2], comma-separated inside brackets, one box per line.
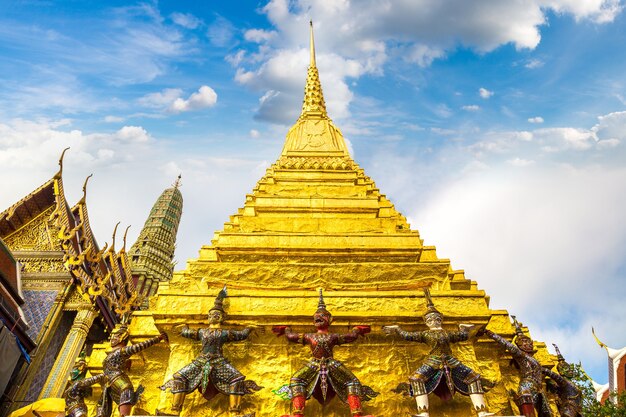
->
[210, 285, 228, 312]
[316, 288, 331, 315]
[511, 315, 525, 337]
[552, 343, 565, 362]
[423, 288, 442, 318]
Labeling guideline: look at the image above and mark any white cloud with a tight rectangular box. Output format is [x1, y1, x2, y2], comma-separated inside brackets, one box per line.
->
[405, 44, 445, 67]
[236, 0, 622, 124]
[543, 0, 623, 23]
[104, 115, 125, 123]
[170, 12, 202, 29]
[207, 16, 236, 47]
[411, 165, 626, 380]
[235, 48, 360, 124]
[169, 86, 218, 113]
[462, 104, 480, 111]
[528, 116, 544, 123]
[534, 127, 598, 150]
[137, 86, 217, 114]
[479, 87, 494, 99]
[138, 88, 183, 109]
[249, 129, 260, 138]
[244, 29, 277, 43]
[507, 157, 535, 166]
[115, 126, 151, 142]
[0, 3, 199, 117]
[525, 58, 544, 69]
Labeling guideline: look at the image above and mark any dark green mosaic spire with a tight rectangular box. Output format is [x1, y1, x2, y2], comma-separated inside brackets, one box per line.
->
[128, 176, 183, 300]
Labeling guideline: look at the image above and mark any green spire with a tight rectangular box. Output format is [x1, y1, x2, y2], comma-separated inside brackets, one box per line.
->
[128, 178, 183, 301]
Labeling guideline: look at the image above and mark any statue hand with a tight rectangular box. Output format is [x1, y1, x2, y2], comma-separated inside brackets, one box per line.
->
[249, 325, 266, 335]
[474, 323, 488, 337]
[175, 323, 188, 331]
[459, 323, 475, 332]
[382, 325, 400, 335]
[478, 328, 494, 338]
[272, 325, 288, 336]
[353, 325, 371, 335]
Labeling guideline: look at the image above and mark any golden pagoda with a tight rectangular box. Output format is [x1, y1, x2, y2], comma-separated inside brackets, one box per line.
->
[85, 24, 558, 417]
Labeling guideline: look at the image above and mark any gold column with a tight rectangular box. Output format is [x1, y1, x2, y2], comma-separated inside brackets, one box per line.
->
[38, 306, 96, 399]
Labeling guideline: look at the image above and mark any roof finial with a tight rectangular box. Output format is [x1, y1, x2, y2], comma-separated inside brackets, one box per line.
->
[57, 147, 70, 176]
[122, 225, 131, 251]
[173, 174, 182, 189]
[81, 174, 93, 203]
[592, 327, 609, 352]
[111, 222, 120, 251]
[309, 20, 316, 68]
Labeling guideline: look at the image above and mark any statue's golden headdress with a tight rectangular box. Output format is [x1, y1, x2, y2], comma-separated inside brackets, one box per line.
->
[423, 288, 442, 320]
[209, 285, 228, 313]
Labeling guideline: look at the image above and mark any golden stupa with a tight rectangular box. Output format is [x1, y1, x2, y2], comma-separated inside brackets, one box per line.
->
[87, 23, 557, 417]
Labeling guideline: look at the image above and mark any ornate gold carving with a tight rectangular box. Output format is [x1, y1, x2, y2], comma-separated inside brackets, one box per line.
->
[277, 156, 354, 170]
[4, 206, 58, 251]
[18, 257, 67, 273]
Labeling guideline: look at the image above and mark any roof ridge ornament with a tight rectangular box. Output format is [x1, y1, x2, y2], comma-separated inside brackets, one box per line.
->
[79, 174, 93, 204]
[57, 147, 70, 178]
[173, 174, 182, 189]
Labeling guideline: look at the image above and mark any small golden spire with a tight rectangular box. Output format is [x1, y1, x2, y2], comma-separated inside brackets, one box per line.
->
[309, 20, 316, 68]
[300, 20, 327, 118]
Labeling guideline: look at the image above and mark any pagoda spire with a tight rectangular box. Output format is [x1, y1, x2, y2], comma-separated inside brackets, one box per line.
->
[280, 21, 349, 157]
[128, 180, 183, 304]
[300, 21, 327, 118]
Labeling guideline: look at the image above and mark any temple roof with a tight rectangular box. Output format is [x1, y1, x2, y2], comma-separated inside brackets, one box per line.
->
[0, 177, 57, 238]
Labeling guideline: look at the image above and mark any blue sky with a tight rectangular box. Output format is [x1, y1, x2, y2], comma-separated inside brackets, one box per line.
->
[1, 0, 626, 386]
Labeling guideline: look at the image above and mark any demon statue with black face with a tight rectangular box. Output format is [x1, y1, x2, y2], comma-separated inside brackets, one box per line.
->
[160, 286, 261, 417]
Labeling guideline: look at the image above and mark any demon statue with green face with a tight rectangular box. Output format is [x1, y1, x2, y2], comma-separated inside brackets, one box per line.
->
[160, 286, 262, 417]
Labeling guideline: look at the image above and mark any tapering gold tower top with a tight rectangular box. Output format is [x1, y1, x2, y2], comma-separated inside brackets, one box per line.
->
[300, 20, 327, 118]
[309, 20, 316, 67]
[280, 21, 349, 157]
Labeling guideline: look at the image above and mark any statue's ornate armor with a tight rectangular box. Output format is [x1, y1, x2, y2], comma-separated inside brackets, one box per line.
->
[285, 328, 378, 404]
[397, 328, 482, 397]
[64, 374, 105, 417]
[543, 369, 582, 417]
[96, 335, 163, 417]
[160, 327, 260, 399]
[487, 332, 553, 417]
